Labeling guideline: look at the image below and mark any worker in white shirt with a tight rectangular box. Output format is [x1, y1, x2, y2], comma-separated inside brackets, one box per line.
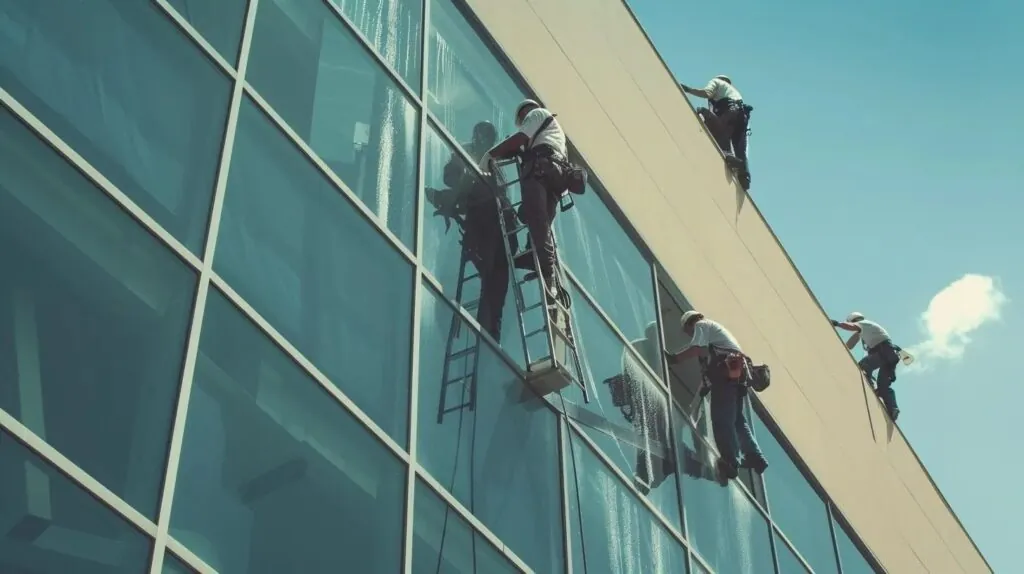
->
[479, 99, 570, 316]
[667, 311, 767, 479]
[680, 75, 753, 191]
[831, 312, 901, 421]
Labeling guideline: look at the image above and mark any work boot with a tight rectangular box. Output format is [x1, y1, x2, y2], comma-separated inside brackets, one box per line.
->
[740, 453, 768, 474]
[889, 408, 900, 422]
[716, 457, 738, 481]
[513, 251, 535, 271]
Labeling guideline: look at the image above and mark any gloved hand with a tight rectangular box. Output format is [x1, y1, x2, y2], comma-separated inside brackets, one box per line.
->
[830, 319, 840, 327]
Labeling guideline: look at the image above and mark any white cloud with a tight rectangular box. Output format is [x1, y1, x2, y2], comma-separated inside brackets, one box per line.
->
[906, 274, 1008, 370]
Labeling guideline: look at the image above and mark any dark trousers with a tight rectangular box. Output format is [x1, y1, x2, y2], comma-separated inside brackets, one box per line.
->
[859, 341, 900, 415]
[518, 157, 563, 292]
[709, 382, 761, 467]
[699, 107, 749, 164]
[463, 203, 516, 343]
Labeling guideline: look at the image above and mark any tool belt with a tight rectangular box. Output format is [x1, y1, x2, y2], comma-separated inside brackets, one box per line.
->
[703, 345, 771, 392]
[520, 115, 587, 195]
[711, 98, 753, 117]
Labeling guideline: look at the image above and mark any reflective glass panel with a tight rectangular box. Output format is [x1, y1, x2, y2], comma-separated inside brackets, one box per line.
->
[411, 480, 519, 574]
[329, 0, 423, 87]
[0, 430, 153, 574]
[834, 515, 877, 574]
[169, 289, 406, 574]
[556, 184, 658, 370]
[775, 531, 811, 574]
[753, 413, 838, 573]
[673, 407, 774, 574]
[417, 284, 563, 573]
[248, 0, 419, 245]
[0, 106, 196, 518]
[563, 284, 682, 528]
[0, 0, 233, 252]
[162, 553, 195, 574]
[427, 0, 527, 150]
[567, 431, 688, 574]
[215, 97, 412, 443]
[421, 125, 525, 361]
[166, 0, 248, 65]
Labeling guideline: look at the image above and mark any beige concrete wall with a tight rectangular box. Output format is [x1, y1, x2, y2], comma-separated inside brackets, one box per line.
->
[459, 0, 991, 572]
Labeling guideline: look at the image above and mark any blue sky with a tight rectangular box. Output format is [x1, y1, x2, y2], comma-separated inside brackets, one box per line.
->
[630, 0, 1022, 570]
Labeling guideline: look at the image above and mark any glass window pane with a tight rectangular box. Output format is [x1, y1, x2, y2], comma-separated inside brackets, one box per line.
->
[567, 431, 688, 574]
[215, 97, 412, 443]
[427, 0, 527, 150]
[833, 516, 877, 574]
[248, 0, 419, 245]
[0, 430, 153, 574]
[563, 284, 682, 528]
[411, 480, 519, 574]
[0, 106, 197, 518]
[328, 0, 422, 87]
[556, 184, 658, 372]
[753, 414, 838, 574]
[0, 0, 233, 252]
[775, 532, 811, 574]
[163, 553, 195, 574]
[673, 407, 774, 574]
[421, 126, 526, 361]
[169, 289, 406, 574]
[416, 284, 563, 573]
[166, 0, 248, 65]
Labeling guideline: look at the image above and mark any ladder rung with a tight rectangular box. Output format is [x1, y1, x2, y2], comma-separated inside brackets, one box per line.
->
[462, 298, 480, 310]
[446, 347, 477, 362]
[442, 403, 474, 415]
[461, 273, 480, 283]
[524, 326, 548, 339]
[443, 373, 473, 387]
[524, 301, 545, 312]
[506, 224, 527, 236]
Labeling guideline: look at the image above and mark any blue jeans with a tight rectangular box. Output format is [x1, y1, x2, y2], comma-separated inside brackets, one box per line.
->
[709, 383, 761, 466]
[858, 342, 900, 414]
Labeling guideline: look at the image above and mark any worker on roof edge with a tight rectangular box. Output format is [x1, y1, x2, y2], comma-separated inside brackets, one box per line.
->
[831, 312, 902, 422]
[667, 310, 768, 480]
[679, 75, 753, 191]
[479, 99, 570, 324]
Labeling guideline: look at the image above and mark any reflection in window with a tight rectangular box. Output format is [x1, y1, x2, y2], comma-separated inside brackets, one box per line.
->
[673, 407, 775, 574]
[248, 0, 419, 245]
[753, 413, 839, 573]
[417, 284, 563, 573]
[427, 0, 527, 152]
[169, 290, 406, 574]
[833, 514, 877, 574]
[0, 430, 153, 574]
[0, 0, 232, 252]
[215, 98, 412, 443]
[421, 125, 525, 360]
[163, 552, 195, 574]
[328, 0, 422, 87]
[411, 480, 519, 574]
[555, 183, 658, 370]
[566, 431, 688, 574]
[0, 106, 196, 518]
[775, 531, 811, 574]
[562, 284, 681, 528]
[166, 0, 248, 65]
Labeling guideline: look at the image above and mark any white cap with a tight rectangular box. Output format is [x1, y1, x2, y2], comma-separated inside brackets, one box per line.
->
[846, 311, 865, 322]
[514, 99, 540, 124]
[680, 310, 704, 327]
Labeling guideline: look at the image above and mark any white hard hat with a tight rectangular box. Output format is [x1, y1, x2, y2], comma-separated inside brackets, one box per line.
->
[680, 310, 704, 327]
[715, 75, 732, 84]
[514, 99, 540, 123]
[846, 312, 865, 322]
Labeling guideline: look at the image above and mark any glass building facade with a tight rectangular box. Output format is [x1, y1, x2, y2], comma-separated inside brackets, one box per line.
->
[0, 1, 881, 573]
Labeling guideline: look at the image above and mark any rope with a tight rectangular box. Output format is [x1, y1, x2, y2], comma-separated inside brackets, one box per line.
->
[558, 390, 590, 574]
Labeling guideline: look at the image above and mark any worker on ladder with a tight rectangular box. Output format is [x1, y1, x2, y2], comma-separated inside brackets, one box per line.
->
[831, 312, 904, 421]
[680, 75, 753, 191]
[667, 311, 768, 480]
[478, 99, 571, 325]
[426, 121, 518, 342]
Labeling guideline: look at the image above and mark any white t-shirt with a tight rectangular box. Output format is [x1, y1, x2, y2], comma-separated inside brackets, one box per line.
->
[518, 108, 567, 156]
[856, 320, 891, 349]
[687, 319, 743, 354]
[704, 78, 743, 102]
